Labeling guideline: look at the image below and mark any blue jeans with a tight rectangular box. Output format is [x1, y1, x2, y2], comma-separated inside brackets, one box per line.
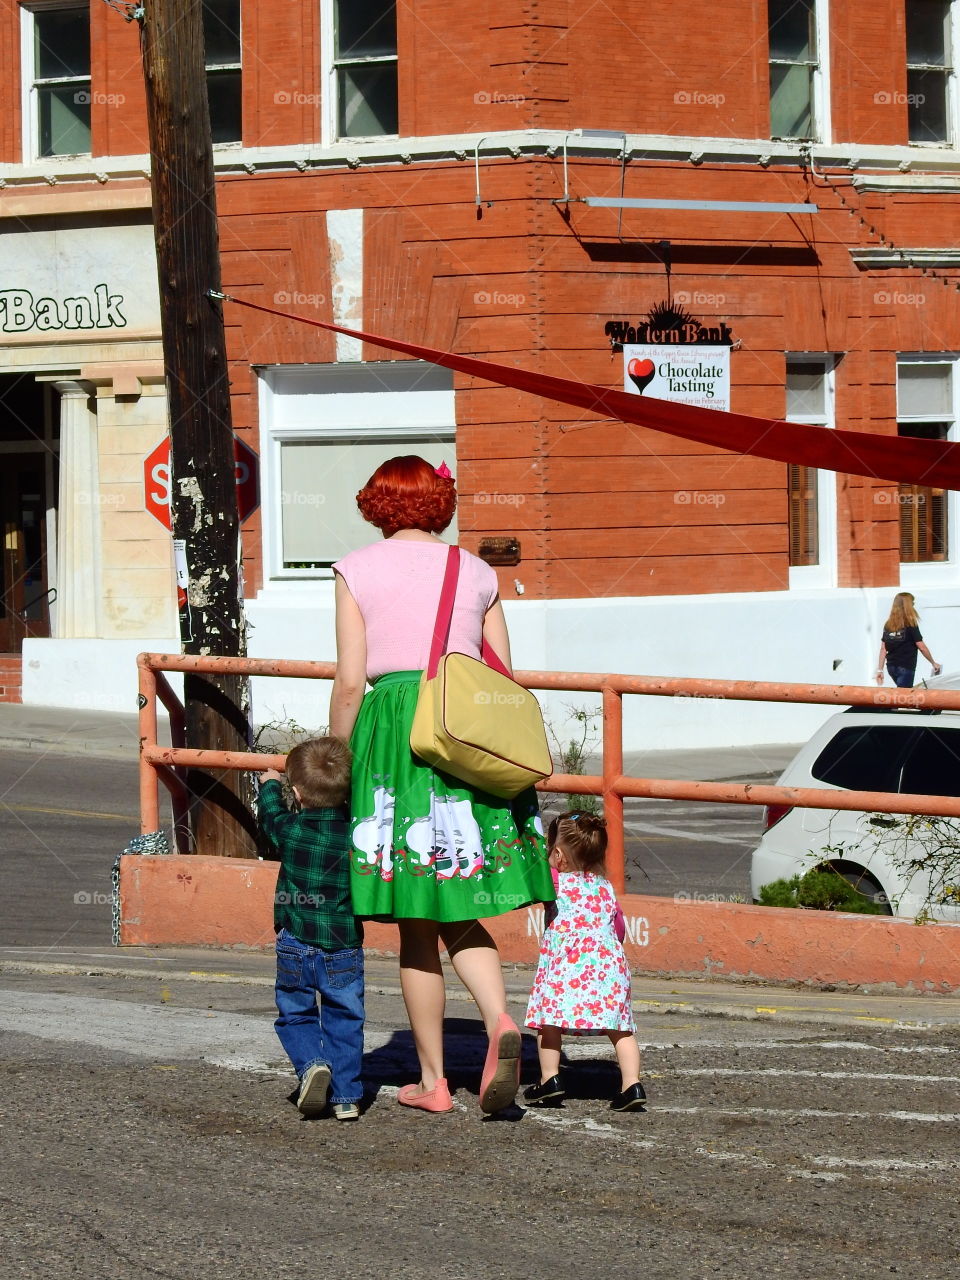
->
[887, 664, 916, 688]
[274, 929, 365, 1104]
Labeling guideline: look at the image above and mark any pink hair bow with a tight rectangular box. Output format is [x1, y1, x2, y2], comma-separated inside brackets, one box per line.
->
[434, 461, 453, 479]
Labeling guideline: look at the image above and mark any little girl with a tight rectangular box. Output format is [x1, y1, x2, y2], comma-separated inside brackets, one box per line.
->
[523, 811, 646, 1112]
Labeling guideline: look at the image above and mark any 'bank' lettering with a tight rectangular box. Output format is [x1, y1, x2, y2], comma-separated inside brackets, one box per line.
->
[0, 284, 127, 333]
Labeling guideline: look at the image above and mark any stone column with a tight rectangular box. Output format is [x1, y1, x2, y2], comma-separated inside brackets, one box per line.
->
[54, 380, 101, 638]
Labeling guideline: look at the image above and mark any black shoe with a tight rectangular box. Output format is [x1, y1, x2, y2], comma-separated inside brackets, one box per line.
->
[523, 1075, 566, 1106]
[610, 1082, 647, 1112]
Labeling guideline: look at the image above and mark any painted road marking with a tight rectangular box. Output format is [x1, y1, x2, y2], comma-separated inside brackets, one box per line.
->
[2, 803, 133, 821]
[678, 1067, 960, 1082]
[659, 1105, 960, 1123]
[624, 820, 751, 846]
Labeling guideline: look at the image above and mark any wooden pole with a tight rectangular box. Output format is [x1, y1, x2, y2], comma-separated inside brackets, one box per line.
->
[138, 0, 256, 856]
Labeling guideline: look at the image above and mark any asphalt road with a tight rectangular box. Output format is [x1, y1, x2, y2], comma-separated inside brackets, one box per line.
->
[0, 962, 958, 1279]
[0, 749, 765, 952]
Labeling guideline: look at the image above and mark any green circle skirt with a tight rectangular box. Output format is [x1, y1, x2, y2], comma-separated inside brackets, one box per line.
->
[348, 670, 555, 923]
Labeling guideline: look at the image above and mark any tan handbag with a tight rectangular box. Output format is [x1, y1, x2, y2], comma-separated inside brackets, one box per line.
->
[409, 546, 553, 798]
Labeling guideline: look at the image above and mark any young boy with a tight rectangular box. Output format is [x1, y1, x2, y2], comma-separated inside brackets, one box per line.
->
[259, 737, 364, 1121]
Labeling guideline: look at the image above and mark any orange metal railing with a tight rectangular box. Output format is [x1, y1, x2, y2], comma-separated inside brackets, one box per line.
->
[137, 652, 960, 892]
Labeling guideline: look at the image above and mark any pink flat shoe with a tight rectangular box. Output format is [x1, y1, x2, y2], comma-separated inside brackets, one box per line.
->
[397, 1078, 454, 1113]
[479, 1013, 522, 1114]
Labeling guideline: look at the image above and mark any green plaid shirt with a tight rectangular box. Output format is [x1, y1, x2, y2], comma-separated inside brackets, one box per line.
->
[259, 780, 363, 952]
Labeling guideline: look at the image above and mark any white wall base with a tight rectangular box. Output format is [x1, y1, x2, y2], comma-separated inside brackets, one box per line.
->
[21, 581, 960, 752]
[21, 638, 182, 713]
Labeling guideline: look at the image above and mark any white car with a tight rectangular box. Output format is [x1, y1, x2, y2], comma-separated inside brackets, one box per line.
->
[750, 700, 960, 923]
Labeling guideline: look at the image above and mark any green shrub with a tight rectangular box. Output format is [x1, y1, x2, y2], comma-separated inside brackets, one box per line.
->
[758, 867, 885, 914]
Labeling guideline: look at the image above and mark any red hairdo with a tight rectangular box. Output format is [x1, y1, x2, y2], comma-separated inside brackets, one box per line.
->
[356, 455, 456, 537]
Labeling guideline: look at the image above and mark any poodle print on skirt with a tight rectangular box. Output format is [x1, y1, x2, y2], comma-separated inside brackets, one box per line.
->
[347, 670, 554, 923]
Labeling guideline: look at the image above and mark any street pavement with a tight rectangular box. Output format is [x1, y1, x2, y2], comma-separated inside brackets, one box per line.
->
[1, 945, 959, 1279]
[2, 703, 960, 1277]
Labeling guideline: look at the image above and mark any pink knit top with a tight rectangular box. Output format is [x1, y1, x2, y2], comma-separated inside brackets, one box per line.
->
[332, 540, 500, 682]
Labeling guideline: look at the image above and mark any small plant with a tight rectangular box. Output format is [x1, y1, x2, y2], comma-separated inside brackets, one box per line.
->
[863, 813, 960, 918]
[758, 867, 885, 914]
[543, 703, 602, 815]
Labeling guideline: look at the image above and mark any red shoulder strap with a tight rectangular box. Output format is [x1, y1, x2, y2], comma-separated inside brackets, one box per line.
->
[427, 545, 460, 678]
[427, 544, 513, 679]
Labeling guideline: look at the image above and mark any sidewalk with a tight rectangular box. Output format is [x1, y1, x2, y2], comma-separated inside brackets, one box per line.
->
[0, 700, 800, 779]
[1, 943, 957, 1029]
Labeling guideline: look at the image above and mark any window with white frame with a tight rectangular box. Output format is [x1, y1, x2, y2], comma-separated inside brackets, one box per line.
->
[260, 362, 455, 578]
[897, 361, 953, 562]
[23, 3, 91, 159]
[786, 357, 837, 585]
[203, 0, 242, 145]
[332, 0, 398, 139]
[906, 1, 953, 143]
[768, 0, 826, 140]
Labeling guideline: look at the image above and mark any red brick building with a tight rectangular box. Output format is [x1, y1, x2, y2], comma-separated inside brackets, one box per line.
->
[1, 0, 958, 745]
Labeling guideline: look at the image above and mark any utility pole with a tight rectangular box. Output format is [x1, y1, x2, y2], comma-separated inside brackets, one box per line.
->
[139, 0, 256, 857]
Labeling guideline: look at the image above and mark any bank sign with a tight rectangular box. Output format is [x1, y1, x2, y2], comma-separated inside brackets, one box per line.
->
[622, 345, 730, 412]
[0, 223, 160, 338]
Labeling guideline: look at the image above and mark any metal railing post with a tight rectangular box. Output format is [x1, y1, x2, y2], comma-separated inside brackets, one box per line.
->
[602, 682, 625, 893]
[137, 654, 161, 835]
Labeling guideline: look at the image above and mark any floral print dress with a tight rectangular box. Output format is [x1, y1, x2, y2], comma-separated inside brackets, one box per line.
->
[525, 871, 635, 1034]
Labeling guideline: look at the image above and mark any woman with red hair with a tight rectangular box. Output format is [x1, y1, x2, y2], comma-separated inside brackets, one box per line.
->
[330, 455, 554, 1115]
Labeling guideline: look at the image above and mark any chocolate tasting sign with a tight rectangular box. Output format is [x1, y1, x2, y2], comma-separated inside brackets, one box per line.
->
[607, 302, 733, 413]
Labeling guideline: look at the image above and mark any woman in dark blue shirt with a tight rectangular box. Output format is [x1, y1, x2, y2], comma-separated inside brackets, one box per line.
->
[875, 593, 942, 688]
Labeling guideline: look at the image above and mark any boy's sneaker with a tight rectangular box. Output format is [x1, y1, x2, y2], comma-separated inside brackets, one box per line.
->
[297, 1063, 331, 1116]
[333, 1102, 360, 1122]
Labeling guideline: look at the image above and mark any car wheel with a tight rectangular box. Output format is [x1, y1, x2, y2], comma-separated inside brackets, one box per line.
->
[825, 861, 894, 915]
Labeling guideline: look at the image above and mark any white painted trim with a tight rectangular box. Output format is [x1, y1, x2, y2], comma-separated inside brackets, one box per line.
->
[319, 0, 335, 148]
[787, 354, 838, 589]
[814, 0, 832, 146]
[14, 129, 960, 187]
[257, 361, 455, 580]
[897, 352, 960, 581]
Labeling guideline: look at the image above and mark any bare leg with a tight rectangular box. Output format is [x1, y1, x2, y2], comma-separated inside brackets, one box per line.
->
[439, 920, 507, 1035]
[537, 1026, 563, 1081]
[608, 1030, 642, 1090]
[398, 919, 445, 1092]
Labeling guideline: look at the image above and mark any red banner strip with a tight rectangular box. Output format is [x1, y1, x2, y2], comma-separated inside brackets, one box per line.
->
[219, 293, 960, 489]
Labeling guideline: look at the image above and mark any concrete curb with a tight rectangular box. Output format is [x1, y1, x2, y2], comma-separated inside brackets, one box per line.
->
[117, 853, 960, 994]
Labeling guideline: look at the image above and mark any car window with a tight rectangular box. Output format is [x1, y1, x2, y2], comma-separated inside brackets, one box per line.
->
[812, 725, 960, 797]
[898, 729, 960, 798]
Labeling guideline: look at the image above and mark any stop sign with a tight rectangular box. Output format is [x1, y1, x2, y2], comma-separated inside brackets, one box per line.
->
[143, 436, 259, 529]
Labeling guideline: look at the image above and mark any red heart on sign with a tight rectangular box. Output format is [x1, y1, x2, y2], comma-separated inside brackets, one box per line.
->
[627, 357, 656, 393]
